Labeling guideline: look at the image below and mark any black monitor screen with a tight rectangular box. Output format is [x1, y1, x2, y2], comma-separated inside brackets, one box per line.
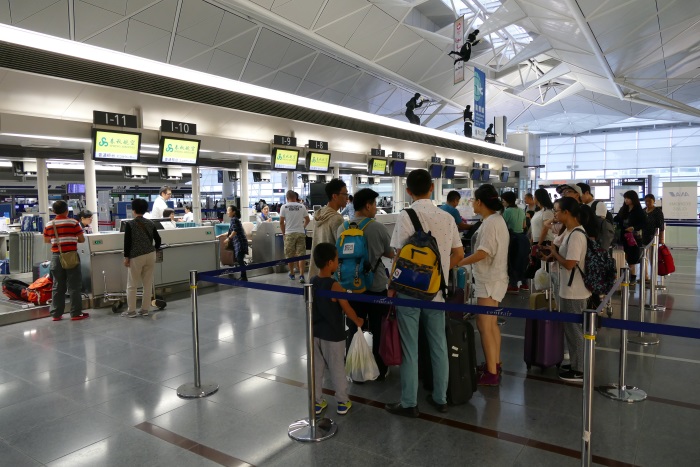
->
[306, 151, 331, 172]
[470, 168, 481, 180]
[443, 166, 456, 179]
[481, 169, 491, 181]
[67, 183, 85, 194]
[158, 136, 201, 165]
[271, 147, 300, 170]
[390, 160, 407, 176]
[429, 164, 442, 178]
[368, 158, 387, 175]
[92, 128, 141, 162]
[499, 172, 509, 182]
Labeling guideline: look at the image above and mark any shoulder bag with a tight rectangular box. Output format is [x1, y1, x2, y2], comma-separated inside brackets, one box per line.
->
[53, 222, 80, 269]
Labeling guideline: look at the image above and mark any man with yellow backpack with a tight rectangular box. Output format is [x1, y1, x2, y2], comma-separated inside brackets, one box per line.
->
[385, 169, 464, 417]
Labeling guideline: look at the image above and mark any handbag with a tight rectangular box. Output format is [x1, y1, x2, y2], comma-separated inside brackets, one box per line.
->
[379, 307, 401, 366]
[657, 244, 675, 276]
[53, 223, 80, 269]
[624, 231, 637, 247]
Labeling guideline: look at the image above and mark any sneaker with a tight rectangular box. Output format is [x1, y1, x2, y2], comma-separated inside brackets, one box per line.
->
[337, 400, 352, 415]
[70, 313, 89, 321]
[299, 276, 305, 284]
[315, 399, 327, 415]
[288, 273, 295, 280]
[558, 370, 583, 382]
[120, 311, 138, 318]
[137, 310, 149, 317]
[507, 286, 519, 294]
[519, 283, 529, 291]
[560, 364, 572, 371]
[51, 316, 62, 321]
[477, 370, 500, 386]
[477, 361, 502, 375]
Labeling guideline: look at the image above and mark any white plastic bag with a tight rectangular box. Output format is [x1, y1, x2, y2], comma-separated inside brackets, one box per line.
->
[534, 267, 550, 291]
[345, 329, 379, 382]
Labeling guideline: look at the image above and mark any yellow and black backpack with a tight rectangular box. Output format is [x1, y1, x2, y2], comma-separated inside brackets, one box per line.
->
[390, 209, 445, 300]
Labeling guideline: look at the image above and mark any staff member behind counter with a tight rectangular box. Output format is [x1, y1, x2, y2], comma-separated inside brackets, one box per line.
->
[77, 210, 94, 234]
[148, 185, 172, 219]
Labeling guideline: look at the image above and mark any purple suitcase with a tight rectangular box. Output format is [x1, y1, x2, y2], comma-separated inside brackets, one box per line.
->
[524, 265, 564, 370]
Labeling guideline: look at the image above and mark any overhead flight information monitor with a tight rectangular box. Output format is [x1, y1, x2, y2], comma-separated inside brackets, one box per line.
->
[306, 151, 331, 172]
[368, 158, 387, 175]
[429, 164, 442, 178]
[272, 147, 300, 170]
[159, 136, 200, 165]
[92, 129, 141, 162]
[390, 160, 407, 176]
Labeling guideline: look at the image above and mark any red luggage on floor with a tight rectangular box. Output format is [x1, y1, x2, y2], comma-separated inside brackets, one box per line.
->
[657, 244, 675, 276]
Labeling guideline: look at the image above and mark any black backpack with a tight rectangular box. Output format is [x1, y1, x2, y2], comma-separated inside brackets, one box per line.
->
[2, 277, 29, 301]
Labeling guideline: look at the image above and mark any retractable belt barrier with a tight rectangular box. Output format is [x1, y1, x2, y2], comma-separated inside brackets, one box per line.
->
[191, 256, 700, 465]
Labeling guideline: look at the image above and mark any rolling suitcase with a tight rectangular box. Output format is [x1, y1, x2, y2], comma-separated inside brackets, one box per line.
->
[524, 264, 564, 370]
[612, 247, 627, 280]
[445, 318, 477, 403]
[32, 261, 51, 281]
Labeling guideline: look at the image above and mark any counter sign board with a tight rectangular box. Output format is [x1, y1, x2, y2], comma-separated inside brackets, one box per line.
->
[272, 147, 300, 170]
[92, 129, 141, 162]
[159, 136, 200, 165]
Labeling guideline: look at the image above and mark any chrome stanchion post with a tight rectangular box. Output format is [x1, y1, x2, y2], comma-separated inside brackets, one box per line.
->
[597, 268, 646, 402]
[581, 309, 597, 467]
[650, 229, 666, 312]
[177, 271, 219, 399]
[657, 224, 667, 291]
[289, 283, 337, 442]
[629, 245, 659, 345]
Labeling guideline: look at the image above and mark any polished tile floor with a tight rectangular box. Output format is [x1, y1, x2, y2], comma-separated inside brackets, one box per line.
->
[1, 249, 699, 466]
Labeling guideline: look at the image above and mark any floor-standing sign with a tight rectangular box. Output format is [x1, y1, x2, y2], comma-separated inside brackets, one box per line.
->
[662, 181, 698, 248]
[473, 67, 486, 139]
[454, 16, 464, 84]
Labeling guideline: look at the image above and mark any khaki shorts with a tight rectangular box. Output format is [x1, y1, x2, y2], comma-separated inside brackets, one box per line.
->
[284, 233, 307, 258]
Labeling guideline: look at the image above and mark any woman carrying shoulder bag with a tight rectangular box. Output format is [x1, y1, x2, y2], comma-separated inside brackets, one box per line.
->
[613, 191, 647, 283]
[540, 197, 591, 382]
[122, 198, 161, 318]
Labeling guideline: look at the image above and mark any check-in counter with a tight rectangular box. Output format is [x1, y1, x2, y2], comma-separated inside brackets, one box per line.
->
[79, 226, 217, 303]
[252, 221, 285, 264]
[375, 213, 399, 237]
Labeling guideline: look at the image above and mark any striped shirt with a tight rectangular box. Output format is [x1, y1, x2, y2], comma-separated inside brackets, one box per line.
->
[43, 216, 83, 253]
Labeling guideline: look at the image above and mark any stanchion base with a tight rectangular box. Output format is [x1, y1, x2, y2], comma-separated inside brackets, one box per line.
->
[288, 417, 337, 442]
[628, 334, 660, 345]
[497, 318, 506, 326]
[651, 305, 666, 312]
[177, 382, 219, 399]
[656, 285, 667, 291]
[597, 384, 647, 403]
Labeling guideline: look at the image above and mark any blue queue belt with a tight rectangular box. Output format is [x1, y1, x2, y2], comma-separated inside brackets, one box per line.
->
[196, 258, 700, 340]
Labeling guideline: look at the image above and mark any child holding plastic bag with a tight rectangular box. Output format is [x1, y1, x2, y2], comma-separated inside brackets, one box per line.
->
[312, 243, 364, 416]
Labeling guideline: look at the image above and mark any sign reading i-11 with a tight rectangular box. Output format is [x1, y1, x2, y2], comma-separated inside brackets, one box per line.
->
[93, 111, 138, 128]
[161, 119, 197, 136]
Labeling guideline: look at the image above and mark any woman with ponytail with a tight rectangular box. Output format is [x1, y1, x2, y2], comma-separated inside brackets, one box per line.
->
[540, 197, 591, 382]
[458, 184, 509, 386]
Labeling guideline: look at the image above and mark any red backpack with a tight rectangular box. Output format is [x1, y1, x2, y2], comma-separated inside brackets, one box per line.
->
[26, 275, 53, 305]
[657, 244, 675, 276]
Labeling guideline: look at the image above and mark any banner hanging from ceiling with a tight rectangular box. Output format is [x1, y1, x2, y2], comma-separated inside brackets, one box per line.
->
[473, 67, 486, 139]
[453, 16, 464, 84]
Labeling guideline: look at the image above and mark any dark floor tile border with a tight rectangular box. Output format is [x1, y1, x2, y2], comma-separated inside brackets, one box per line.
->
[503, 370, 700, 411]
[256, 373, 636, 467]
[135, 421, 254, 467]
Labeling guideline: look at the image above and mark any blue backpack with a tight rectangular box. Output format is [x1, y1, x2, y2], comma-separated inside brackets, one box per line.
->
[335, 218, 379, 292]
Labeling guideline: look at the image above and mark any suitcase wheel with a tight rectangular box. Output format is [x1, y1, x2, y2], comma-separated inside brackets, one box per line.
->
[111, 301, 123, 313]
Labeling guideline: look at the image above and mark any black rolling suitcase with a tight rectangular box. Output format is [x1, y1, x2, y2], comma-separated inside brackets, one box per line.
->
[445, 318, 477, 404]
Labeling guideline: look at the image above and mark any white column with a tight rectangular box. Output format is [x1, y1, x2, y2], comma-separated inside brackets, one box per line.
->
[333, 165, 340, 179]
[286, 170, 294, 191]
[36, 159, 49, 226]
[191, 166, 201, 223]
[83, 149, 98, 224]
[222, 171, 234, 198]
[240, 160, 250, 220]
[392, 177, 403, 210]
[434, 178, 443, 204]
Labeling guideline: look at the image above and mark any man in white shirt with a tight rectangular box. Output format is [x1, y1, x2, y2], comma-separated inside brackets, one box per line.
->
[576, 183, 607, 218]
[385, 169, 463, 418]
[150, 186, 171, 219]
[279, 190, 310, 282]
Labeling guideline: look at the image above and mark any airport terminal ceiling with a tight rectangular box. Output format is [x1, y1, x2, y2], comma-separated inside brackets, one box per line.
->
[0, 0, 698, 136]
